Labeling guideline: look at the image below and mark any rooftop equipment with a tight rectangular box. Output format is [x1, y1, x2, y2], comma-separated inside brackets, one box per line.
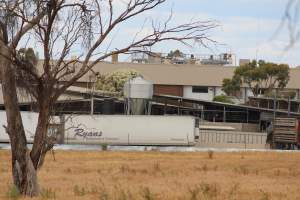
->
[200, 53, 233, 65]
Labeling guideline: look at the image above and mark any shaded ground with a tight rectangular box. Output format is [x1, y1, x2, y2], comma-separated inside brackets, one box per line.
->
[1, 150, 300, 199]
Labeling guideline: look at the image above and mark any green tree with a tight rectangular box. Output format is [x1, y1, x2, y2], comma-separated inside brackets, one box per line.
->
[222, 76, 241, 96]
[234, 60, 265, 96]
[224, 60, 290, 97]
[96, 69, 140, 93]
[260, 61, 290, 89]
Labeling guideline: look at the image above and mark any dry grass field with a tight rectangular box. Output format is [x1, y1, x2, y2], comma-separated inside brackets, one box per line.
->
[1, 150, 300, 200]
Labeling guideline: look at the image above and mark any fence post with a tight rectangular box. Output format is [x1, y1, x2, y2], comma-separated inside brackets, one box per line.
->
[223, 107, 226, 122]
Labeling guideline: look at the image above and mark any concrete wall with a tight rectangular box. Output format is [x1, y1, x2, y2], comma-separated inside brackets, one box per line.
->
[201, 121, 259, 132]
[183, 86, 214, 101]
[183, 86, 248, 103]
[196, 130, 267, 149]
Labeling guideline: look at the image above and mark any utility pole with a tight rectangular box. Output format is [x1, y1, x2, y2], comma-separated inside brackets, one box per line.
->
[288, 96, 291, 117]
[223, 106, 226, 122]
[90, 90, 94, 115]
[273, 89, 277, 120]
[90, 74, 96, 115]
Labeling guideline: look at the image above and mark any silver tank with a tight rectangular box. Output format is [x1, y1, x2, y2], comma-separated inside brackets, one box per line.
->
[123, 76, 153, 115]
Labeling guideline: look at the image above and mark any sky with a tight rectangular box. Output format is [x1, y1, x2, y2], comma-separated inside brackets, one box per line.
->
[166, 0, 299, 67]
[23, 0, 300, 67]
[116, 0, 300, 67]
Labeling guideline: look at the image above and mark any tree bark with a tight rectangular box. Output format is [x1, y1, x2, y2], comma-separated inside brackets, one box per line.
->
[30, 98, 51, 169]
[0, 41, 39, 196]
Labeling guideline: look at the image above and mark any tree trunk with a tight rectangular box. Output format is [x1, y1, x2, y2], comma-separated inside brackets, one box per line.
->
[30, 96, 52, 169]
[0, 41, 39, 196]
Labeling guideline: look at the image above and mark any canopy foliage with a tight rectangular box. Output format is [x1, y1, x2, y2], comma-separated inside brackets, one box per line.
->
[223, 60, 290, 97]
[96, 69, 141, 93]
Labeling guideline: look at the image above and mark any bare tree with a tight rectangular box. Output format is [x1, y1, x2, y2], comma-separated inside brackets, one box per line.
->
[0, 0, 48, 196]
[1, 0, 217, 197]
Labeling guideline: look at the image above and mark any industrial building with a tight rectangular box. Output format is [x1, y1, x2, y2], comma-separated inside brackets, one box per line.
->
[76, 59, 300, 104]
[0, 54, 299, 126]
[0, 54, 300, 149]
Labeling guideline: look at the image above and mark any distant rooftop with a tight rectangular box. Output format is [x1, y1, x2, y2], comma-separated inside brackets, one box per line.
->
[128, 52, 236, 66]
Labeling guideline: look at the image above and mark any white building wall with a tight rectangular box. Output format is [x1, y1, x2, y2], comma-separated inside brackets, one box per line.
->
[183, 85, 259, 103]
[183, 86, 215, 101]
[183, 85, 298, 104]
[235, 87, 247, 103]
[215, 87, 225, 96]
[246, 88, 254, 100]
[216, 87, 246, 104]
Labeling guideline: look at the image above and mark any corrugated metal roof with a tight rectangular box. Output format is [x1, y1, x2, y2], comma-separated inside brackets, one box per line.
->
[84, 62, 235, 87]
[0, 85, 86, 104]
[34, 61, 300, 89]
[79, 62, 300, 89]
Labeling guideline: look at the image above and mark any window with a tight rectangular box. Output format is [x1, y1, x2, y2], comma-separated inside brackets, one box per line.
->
[192, 86, 208, 93]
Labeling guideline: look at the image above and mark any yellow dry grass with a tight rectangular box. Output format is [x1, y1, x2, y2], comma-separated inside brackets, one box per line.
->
[1, 150, 300, 200]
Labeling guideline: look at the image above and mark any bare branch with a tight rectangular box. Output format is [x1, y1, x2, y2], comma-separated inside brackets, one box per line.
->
[1, 0, 218, 178]
[273, 0, 300, 49]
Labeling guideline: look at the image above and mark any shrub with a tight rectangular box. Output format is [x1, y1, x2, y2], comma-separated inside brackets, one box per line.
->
[188, 183, 219, 200]
[260, 190, 270, 200]
[153, 162, 161, 172]
[140, 187, 155, 200]
[73, 185, 86, 196]
[228, 183, 240, 199]
[234, 165, 249, 175]
[199, 183, 219, 199]
[6, 185, 20, 200]
[99, 188, 110, 200]
[120, 164, 130, 173]
[40, 188, 56, 199]
[208, 150, 214, 159]
[188, 185, 201, 200]
[101, 143, 108, 151]
[213, 95, 234, 104]
[202, 164, 208, 172]
[96, 69, 140, 93]
[113, 185, 133, 200]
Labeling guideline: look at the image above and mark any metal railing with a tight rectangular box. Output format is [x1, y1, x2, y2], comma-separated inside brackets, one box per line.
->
[199, 131, 267, 145]
[131, 52, 236, 65]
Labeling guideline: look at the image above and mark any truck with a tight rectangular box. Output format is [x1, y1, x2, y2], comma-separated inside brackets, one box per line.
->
[64, 115, 199, 146]
[272, 117, 300, 149]
[0, 111, 200, 146]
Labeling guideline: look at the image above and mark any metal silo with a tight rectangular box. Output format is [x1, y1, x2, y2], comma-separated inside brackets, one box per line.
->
[124, 76, 153, 115]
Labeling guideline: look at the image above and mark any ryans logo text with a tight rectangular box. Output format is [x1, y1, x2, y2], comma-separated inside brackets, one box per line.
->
[74, 128, 103, 138]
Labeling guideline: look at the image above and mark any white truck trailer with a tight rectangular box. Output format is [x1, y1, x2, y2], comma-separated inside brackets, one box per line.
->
[0, 112, 199, 146]
[0, 111, 38, 143]
[64, 115, 199, 146]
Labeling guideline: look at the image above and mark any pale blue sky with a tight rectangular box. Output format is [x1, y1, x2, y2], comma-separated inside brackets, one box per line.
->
[161, 0, 285, 19]
[145, 0, 300, 67]
[25, 0, 300, 67]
